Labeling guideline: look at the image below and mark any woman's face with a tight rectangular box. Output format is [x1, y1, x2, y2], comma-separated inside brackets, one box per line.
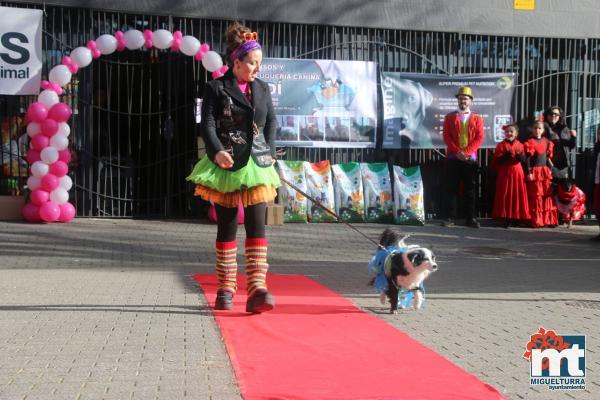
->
[547, 108, 561, 125]
[233, 49, 262, 82]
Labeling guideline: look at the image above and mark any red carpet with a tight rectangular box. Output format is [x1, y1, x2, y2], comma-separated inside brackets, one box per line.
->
[193, 273, 505, 400]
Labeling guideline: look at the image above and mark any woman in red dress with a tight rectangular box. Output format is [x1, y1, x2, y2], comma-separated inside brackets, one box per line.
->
[524, 121, 558, 228]
[491, 124, 530, 227]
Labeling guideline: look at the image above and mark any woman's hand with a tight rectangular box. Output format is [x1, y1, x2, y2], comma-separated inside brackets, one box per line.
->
[215, 150, 234, 169]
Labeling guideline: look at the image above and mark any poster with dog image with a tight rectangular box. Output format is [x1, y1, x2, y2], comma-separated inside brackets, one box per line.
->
[332, 162, 365, 222]
[258, 58, 377, 148]
[276, 160, 308, 223]
[361, 163, 394, 223]
[382, 72, 515, 149]
[393, 165, 425, 226]
[305, 160, 336, 222]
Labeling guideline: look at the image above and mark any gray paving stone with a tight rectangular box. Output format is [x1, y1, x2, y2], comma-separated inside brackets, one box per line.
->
[1, 218, 599, 399]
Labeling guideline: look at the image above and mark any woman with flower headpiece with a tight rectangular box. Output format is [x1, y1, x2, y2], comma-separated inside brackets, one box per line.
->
[187, 22, 280, 313]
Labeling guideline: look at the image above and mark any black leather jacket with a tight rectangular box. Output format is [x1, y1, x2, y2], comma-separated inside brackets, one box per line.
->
[200, 70, 276, 171]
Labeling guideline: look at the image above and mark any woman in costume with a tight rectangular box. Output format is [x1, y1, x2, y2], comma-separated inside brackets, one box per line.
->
[491, 124, 530, 228]
[187, 22, 280, 313]
[524, 121, 558, 228]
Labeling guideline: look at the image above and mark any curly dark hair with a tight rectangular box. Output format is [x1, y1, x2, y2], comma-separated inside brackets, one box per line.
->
[224, 21, 252, 65]
[378, 228, 402, 247]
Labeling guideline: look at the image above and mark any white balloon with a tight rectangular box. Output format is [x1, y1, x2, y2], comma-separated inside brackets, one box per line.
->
[40, 146, 59, 164]
[59, 175, 73, 191]
[49, 65, 72, 87]
[124, 29, 145, 50]
[96, 34, 118, 55]
[201, 51, 223, 72]
[27, 122, 41, 138]
[50, 133, 69, 150]
[50, 187, 69, 204]
[27, 176, 41, 190]
[153, 29, 173, 49]
[57, 122, 71, 137]
[70, 46, 93, 68]
[37, 90, 60, 107]
[31, 161, 49, 177]
[179, 36, 200, 56]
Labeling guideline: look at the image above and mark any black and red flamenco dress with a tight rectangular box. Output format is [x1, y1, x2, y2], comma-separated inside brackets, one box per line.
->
[524, 137, 558, 228]
[491, 139, 530, 222]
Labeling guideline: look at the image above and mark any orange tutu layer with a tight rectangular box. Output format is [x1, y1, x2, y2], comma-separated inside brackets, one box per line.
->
[194, 184, 277, 208]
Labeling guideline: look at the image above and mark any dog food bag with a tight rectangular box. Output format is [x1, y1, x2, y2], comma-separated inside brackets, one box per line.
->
[361, 163, 394, 223]
[304, 160, 336, 222]
[276, 160, 308, 223]
[392, 165, 425, 226]
[331, 162, 365, 222]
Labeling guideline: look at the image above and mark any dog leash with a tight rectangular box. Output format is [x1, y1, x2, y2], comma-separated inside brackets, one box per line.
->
[278, 174, 401, 253]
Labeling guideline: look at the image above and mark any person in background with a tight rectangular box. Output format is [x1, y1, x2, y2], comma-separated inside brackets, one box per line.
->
[491, 124, 530, 228]
[441, 86, 484, 228]
[186, 22, 280, 313]
[543, 106, 576, 178]
[524, 121, 558, 228]
[591, 126, 600, 241]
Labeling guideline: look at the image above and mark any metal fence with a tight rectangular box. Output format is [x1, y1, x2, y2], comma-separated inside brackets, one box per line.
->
[1, 2, 598, 218]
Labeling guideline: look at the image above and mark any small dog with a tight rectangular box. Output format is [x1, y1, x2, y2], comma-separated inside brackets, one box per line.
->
[368, 228, 438, 313]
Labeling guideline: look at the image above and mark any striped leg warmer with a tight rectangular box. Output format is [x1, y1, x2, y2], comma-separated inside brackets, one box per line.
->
[216, 240, 238, 293]
[245, 238, 269, 297]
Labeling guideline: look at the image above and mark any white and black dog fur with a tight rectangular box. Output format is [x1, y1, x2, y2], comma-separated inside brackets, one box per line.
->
[372, 228, 438, 313]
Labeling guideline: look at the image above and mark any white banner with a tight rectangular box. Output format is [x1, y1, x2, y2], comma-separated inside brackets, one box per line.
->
[0, 6, 43, 95]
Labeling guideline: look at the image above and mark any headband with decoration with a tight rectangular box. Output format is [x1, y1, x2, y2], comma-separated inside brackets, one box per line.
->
[230, 31, 262, 62]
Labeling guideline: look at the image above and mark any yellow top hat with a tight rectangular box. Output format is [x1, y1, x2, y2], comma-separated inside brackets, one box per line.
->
[455, 86, 473, 99]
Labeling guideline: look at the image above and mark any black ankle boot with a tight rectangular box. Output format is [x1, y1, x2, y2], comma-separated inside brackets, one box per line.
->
[215, 289, 234, 310]
[246, 289, 275, 313]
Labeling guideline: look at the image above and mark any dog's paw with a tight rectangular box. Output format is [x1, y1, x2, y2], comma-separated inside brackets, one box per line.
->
[390, 309, 399, 315]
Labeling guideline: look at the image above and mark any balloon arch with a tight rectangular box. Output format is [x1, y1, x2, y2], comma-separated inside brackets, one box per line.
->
[22, 29, 228, 223]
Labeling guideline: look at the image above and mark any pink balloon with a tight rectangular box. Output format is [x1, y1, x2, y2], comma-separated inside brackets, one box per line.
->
[39, 201, 61, 222]
[26, 102, 48, 123]
[58, 202, 76, 222]
[48, 103, 72, 122]
[26, 149, 41, 164]
[22, 203, 41, 222]
[41, 173, 59, 192]
[58, 149, 72, 163]
[31, 134, 50, 151]
[238, 203, 244, 224]
[49, 160, 68, 177]
[207, 203, 244, 224]
[41, 118, 59, 137]
[208, 204, 217, 223]
[30, 189, 50, 206]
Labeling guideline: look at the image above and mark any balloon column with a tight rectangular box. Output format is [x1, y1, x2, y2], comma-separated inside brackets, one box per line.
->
[23, 29, 228, 223]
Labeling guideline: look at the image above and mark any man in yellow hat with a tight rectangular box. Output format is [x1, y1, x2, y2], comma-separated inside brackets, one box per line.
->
[441, 86, 484, 228]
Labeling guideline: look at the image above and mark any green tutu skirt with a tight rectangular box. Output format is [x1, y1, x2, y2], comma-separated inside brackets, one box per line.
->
[186, 155, 281, 208]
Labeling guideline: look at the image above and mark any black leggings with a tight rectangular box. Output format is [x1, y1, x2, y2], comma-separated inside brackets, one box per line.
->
[215, 203, 266, 242]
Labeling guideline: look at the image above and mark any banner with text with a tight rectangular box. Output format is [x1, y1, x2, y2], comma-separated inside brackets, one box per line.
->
[258, 58, 377, 148]
[382, 72, 516, 149]
[0, 6, 43, 95]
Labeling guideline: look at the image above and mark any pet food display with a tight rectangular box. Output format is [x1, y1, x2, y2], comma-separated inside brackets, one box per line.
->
[304, 160, 336, 222]
[277, 160, 308, 223]
[361, 163, 394, 223]
[331, 162, 365, 222]
[392, 165, 425, 226]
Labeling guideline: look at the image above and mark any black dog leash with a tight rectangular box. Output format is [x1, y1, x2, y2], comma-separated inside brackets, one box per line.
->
[278, 174, 400, 253]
